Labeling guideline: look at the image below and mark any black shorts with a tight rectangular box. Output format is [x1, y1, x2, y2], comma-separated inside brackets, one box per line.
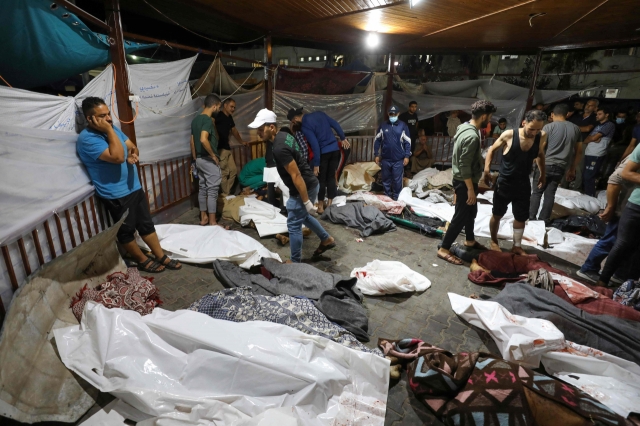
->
[492, 180, 531, 223]
[100, 188, 155, 244]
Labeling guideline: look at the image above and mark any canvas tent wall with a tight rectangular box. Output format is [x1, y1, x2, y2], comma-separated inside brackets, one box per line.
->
[0, 0, 154, 89]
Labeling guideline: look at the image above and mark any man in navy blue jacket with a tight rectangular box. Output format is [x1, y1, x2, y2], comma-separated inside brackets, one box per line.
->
[374, 106, 412, 200]
[290, 110, 349, 213]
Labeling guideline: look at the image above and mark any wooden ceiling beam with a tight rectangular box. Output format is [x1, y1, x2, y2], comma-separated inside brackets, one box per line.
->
[143, 0, 269, 35]
[552, 0, 608, 39]
[274, 0, 409, 33]
[542, 36, 640, 51]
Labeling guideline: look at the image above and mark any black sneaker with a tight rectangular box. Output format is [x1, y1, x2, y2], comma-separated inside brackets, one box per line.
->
[610, 275, 625, 286]
[576, 269, 599, 284]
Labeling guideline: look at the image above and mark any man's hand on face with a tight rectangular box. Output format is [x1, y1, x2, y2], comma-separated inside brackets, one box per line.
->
[90, 115, 113, 133]
[127, 153, 139, 165]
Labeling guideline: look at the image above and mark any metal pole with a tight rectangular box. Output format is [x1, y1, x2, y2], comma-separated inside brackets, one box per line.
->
[384, 53, 395, 120]
[105, 0, 136, 144]
[264, 34, 273, 110]
[525, 50, 543, 115]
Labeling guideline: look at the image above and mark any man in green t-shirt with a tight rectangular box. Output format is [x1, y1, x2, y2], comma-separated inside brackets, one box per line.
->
[596, 143, 640, 287]
[190, 94, 222, 226]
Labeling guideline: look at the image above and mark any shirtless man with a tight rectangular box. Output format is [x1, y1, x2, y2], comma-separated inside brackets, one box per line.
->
[483, 109, 548, 255]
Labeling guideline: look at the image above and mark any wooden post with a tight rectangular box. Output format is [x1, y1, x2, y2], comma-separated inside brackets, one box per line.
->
[264, 34, 273, 110]
[384, 53, 395, 120]
[105, 0, 136, 144]
[525, 50, 543, 115]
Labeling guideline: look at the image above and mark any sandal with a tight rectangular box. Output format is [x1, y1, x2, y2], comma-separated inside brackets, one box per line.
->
[437, 252, 463, 265]
[137, 258, 166, 273]
[313, 241, 336, 257]
[158, 254, 182, 270]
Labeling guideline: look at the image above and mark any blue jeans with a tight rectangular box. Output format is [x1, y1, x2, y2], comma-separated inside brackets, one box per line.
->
[286, 184, 330, 263]
[582, 155, 605, 197]
[580, 218, 619, 274]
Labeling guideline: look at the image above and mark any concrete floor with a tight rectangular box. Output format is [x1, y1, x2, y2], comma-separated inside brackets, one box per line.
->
[4, 203, 582, 426]
[147, 205, 582, 426]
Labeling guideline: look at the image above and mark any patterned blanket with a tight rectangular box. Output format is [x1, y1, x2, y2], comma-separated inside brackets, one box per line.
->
[70, 268, 162, 322]
[406, 344, 626, 425]
[189, 287, 382, 356]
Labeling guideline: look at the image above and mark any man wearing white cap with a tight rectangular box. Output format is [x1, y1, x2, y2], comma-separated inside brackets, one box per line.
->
[249, 109, 336, 262]
[374, 105, 412, 200]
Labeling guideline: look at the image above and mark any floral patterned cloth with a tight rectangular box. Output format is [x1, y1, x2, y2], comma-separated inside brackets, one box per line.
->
[70, 268, 162, 322]
[189, 287, 382, 356]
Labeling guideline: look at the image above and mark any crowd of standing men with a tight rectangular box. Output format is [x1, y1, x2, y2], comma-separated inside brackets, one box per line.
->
[75, 91, 640, 280]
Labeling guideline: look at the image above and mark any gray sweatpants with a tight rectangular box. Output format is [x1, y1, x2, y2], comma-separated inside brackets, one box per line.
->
[196, 157, 221, 213]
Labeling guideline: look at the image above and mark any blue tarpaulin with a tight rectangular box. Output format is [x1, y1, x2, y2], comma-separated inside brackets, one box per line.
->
[0, 0, 155, 89]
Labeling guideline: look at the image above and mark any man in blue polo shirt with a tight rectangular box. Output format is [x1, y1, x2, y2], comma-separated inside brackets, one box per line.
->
[77, 97, 181, 273]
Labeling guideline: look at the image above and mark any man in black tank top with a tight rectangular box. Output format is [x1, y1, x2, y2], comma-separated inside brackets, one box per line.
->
[483, 110, 548, 255]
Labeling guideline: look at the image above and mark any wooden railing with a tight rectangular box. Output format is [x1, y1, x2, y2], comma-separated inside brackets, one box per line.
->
[0, 155, 195, 324]
[138, 155, 193, 215]
[230, 136, 501, 171]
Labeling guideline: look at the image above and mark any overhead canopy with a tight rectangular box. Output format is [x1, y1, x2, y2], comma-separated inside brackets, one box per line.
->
[0, 0, 154, 89]
[116, 0, 640, 52]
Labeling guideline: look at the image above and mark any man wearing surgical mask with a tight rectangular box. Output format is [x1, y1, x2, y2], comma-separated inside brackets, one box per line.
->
[374, 105, 412, 200]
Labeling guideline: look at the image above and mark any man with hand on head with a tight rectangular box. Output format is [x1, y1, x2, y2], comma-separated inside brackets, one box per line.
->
[77, 97, 181, 273]
[191, 94, 224, 227]
[484, 109, 548, 255]
[374, 105, 412, 201]
[249, 109, 335, 263]
[436, 100, 496, 265]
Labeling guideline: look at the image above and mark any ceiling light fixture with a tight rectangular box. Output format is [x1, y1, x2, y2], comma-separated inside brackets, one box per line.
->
[366, 32, 379, 48]
[410, 0, 422, 9]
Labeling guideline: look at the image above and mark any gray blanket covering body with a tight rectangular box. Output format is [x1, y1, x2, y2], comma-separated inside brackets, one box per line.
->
[213, 259, 370, 341]
[321, 201, 396, 237]
[491, 283, 640, 365]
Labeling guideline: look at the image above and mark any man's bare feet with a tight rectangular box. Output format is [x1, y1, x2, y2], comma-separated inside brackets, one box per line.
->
[199, 212, 209, 226]
[511, 246, 527, 256]
[316, 202, 324, 215]
[470, 259, 490, 273]
[490, 241, 501, 252]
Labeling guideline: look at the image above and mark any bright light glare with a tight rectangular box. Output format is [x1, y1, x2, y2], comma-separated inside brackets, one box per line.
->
[394, 61, 399, 66]
[366, 33, 379, 48]
[410, 0, 422, 7]
[131, 55, 137, 59]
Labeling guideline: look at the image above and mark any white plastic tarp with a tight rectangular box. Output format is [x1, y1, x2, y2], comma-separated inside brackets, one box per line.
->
[230, 91, 265, 142]
[450, 293, 640, 417]
[423, 79, 577, 105]
[239, 198, 288, 237]
[398, 187, 455, 222]
[448, 293, 565, 367]
[541, 344, 640, 418]
[137, 224, 281, 268]
[274, 90, 383, 134]
[351, 260, 431, 296]
[192, 57, 264, 98]
[128, 56, 197, 116]
[0, 124, 93, 246]
[391, 91, 524, 131]
[0, 85, 75, 130]
[55, 303, 389, 426]
[473, 191, 598, 266]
